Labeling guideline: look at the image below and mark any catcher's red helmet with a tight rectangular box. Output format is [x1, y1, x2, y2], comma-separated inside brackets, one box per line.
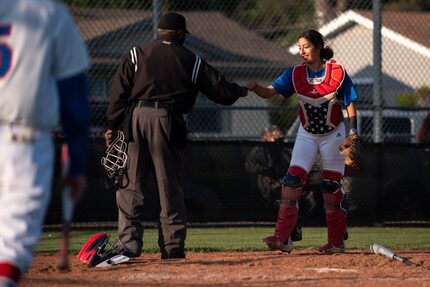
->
[77, 233, 109, 266]
[77, 233, 131, 267]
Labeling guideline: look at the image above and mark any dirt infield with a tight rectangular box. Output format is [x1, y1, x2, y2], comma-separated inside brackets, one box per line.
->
[22, 250, 430, 287]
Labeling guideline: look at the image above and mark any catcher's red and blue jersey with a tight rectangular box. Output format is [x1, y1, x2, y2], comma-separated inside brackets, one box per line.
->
[272, 60, 358, 135]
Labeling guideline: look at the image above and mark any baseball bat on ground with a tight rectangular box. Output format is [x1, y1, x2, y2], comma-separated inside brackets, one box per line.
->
[370, 243, 418, 267]
[57, 144, 74, 271]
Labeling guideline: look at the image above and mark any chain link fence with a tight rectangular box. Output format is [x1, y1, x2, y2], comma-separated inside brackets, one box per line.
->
[65, 0, 430, 143]
[49, 0, 430, 226]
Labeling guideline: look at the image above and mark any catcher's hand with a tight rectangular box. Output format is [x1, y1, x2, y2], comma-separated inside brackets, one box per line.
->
[339, 134, 361, 169]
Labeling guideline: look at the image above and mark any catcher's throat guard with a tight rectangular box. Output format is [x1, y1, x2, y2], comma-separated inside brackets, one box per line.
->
[101, 131, 128, 191]
[77, 233, 130, 267]
[101, 131, 128, 178]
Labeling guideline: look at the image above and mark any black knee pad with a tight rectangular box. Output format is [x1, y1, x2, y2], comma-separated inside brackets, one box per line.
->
[321, 180, 343, 208]
[282, 174, 304, 189]
[321, 180, 340, 194]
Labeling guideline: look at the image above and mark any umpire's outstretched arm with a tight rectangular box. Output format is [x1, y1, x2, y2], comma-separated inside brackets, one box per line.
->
[196, 59, 247, 105]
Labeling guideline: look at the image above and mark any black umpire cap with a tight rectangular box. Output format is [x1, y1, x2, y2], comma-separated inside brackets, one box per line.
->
[158, 12, 190, 33]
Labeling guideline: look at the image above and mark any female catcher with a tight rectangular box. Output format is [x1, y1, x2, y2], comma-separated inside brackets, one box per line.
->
[247, 29, 360, 253]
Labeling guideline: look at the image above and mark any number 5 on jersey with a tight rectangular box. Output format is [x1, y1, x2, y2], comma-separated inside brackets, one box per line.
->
[0, 25, 12, 78]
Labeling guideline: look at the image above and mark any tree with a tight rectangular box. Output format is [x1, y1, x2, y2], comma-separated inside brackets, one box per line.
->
[164, 0, 239, 13]
[63, 0, 151, 9]
[383, 0, 430, 11]
[396, 92, 417, 107]
[267, 95, 297, 133]
[230, 0, 314, 45]
[396, 87, 430, 107]
[416, 86, 430, 107]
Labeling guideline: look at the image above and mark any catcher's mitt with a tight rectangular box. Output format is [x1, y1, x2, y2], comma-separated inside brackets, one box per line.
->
[339, 134, 361, 169]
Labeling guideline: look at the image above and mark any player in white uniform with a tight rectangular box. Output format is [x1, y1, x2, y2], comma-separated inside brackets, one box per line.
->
[0, 0, 89, 285]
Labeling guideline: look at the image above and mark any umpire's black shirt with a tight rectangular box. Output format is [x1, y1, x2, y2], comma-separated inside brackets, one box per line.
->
[107, 33, 245, 131]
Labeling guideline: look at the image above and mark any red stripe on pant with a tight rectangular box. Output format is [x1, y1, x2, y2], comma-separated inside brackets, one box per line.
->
[0, 262, 21, 283]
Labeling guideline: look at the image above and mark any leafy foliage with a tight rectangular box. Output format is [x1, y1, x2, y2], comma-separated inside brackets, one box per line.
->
[61, 0, 430, 12]
[383, 0, 430, 11]
[416, 86, 430, 107]
[396, 92, 418, 107]
[267, 95, 297, 132]
[231, 0, 314, 45]
[164, 0, 239, 13]
[396, 86, 430, 107]
[63, 0, 152, 9]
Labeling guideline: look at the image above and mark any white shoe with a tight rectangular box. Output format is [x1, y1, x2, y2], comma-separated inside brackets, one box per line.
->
[319, 242, 346, 254]
[263, 235, 293, 253]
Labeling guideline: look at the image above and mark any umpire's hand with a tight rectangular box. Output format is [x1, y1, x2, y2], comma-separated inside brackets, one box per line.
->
[240, 86, 249, 97]
[104, 129, 114, 147]
[246, 81, 260, 92]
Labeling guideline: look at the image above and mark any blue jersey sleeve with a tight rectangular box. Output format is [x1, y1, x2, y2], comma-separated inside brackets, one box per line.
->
[340, 70, 359, 107]
[57, 72, 90, 176]
[271, 68, 295, 98]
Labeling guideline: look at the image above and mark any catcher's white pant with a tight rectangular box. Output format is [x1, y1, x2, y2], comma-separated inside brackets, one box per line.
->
[0, 124, 54, 272]
[290, 122, 346, 176]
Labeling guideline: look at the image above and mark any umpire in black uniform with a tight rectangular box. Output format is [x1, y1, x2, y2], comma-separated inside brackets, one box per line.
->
[105, 12, 248, 259]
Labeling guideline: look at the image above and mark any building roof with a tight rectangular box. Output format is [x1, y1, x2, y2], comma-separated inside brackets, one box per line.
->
[71, 8, 300, 74]
[357, 10, 430, 49]
[288, 9, 430, 58]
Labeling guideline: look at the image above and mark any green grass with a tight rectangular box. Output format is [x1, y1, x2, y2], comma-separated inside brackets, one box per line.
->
[36, 227, 430, 254]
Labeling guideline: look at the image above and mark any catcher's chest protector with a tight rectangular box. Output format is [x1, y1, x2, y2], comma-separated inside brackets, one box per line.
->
[293, 60, 345, 135]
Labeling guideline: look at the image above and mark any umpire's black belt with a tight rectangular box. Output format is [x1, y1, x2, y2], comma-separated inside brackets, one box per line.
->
[137, 100, 169, 109]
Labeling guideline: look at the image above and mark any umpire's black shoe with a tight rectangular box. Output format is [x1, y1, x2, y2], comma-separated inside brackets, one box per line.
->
[161, 250, 186, 260]
[114, 247, 140, 258]
[120, 249, 140, 258]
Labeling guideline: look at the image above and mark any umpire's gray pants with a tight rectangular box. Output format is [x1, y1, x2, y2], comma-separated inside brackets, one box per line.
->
[116, 105, 186, 256]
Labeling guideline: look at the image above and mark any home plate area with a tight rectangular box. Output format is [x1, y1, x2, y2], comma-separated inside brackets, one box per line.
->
[22, 250, 430, 287]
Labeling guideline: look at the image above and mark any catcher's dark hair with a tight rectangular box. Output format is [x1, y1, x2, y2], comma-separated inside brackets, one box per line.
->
[298, 29, 334, 60]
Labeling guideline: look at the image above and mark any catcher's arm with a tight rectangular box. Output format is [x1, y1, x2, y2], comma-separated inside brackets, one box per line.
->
[246, 82, 278, 99]
[346, 102, 358, 136]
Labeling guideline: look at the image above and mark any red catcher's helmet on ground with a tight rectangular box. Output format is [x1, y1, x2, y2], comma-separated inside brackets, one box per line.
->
[77, 233, 130, 267]
[77, 233, 109, 266]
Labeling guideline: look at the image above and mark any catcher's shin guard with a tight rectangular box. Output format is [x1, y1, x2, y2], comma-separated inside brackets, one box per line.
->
[265, 167, 307, 244]
[321, 171, 347, 247]
[273, 187, 300, 243]
[290, 218, 302, 242]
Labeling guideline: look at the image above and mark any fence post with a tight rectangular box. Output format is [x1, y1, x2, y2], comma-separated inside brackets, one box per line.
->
[372, 0, 384, 225]
[372, 0, 382, 143]
[152, 0, 163, 40]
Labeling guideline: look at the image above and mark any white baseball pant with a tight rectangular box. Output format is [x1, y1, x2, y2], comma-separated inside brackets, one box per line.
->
[0, 124, 54, 273]
[290, 122, 346, 175]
